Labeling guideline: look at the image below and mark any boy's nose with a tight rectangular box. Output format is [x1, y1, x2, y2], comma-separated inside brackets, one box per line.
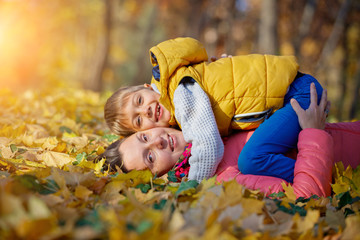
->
[141, 106, 152, 118]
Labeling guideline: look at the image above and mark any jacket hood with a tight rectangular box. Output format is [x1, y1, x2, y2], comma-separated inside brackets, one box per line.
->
[149, 37, 208, 97]
[149, 38, 208, 123]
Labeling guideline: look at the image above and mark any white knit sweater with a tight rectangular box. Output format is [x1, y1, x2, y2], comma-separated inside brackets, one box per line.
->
[173, 81, 224, 182]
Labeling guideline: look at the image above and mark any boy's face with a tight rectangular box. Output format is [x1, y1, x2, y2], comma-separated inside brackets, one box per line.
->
[123, 86, 171, 131]
[119, 127, 187, 176]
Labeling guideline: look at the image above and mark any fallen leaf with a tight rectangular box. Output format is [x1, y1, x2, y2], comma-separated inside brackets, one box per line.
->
[38, 151, 74, 167]
[74, 185, 93, 201]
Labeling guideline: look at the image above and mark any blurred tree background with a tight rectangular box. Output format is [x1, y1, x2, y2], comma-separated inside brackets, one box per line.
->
[0, 0, 359, 121]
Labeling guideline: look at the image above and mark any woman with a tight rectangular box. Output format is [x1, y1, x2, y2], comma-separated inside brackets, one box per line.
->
[100, 85, 360, 198]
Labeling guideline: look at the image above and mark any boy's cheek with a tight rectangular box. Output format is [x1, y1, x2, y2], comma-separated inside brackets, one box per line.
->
[155, 119, 170, 127]
[162, 108, 171, 124]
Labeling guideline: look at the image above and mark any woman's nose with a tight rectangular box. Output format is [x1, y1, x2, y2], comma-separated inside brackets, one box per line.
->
[150, 137, 165, 149]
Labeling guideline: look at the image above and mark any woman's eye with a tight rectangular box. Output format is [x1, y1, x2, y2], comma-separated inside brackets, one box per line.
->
[138, 96, 142, 105]
[148, 152, 153, 163]
[142, 134, 148, 142]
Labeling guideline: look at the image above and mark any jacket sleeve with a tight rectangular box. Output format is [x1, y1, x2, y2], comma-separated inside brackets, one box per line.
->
[174, 81, 224, 183]
[325, 122, 360, 169]
[291, 129, 334, 197]
[216, 128, 334, 198]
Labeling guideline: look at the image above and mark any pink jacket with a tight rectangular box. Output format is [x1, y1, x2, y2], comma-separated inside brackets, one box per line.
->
[216, 122, 360, 198]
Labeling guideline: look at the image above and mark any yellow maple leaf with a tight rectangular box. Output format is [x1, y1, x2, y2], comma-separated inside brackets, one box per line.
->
[100, 180, 127, 205]
[218, 180, 244, 208]
[25, 124, 49, 139]
[281, 182, 296, 201]
[37, 151, 74, 168]
[41, 137, 58, 151]
[241, 198, 264, 217]
[24, 159, 46, 168]
[113, 170, 153, 186]
[62, 133, 88, 149]
[77, 157, 105, 174]
[51, 168, 71, 200]
[197, 176, 217, 194]
[0, 145, 16, 159]
[169, 209, 185, 232]
[74, 185, 93, 201]
[293, 209, 320, 233]
[342, 215, 360, 240]
[28, 196, 52, 219]
[331, 182, 350, 195]
[96, 146, 105, 155]
[21, 134, 34, 147]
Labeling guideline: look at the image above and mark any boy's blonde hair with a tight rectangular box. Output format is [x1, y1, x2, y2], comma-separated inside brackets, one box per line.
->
[105, 85, 148, 136]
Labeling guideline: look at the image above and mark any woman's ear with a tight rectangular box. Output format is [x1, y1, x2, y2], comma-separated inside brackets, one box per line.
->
[143, 83, 153, 90]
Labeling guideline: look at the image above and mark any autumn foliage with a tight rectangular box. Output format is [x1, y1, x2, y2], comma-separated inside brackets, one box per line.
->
[0, 84, 359, 240]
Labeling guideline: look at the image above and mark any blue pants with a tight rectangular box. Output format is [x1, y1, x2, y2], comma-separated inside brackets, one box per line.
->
[237, 73, 323, 183]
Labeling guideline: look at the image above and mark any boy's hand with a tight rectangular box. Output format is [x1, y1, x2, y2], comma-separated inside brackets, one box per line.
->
[290, 82, 330, 130]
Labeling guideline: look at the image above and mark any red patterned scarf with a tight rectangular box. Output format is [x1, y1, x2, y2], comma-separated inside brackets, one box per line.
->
[169, 143, 192, 182]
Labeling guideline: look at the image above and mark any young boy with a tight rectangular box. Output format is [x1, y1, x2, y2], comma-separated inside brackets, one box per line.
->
[104, 37, 323, 183]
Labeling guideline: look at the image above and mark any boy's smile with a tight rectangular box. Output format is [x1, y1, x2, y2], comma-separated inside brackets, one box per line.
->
[155, 103, 163, 121]
[123, 87, 171, 131]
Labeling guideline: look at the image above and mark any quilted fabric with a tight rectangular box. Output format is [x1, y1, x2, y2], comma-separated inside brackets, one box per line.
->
[149, 37, 299, 136]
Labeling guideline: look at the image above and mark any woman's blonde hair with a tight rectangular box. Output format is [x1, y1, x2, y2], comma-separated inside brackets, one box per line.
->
[104, 85, 148, 136]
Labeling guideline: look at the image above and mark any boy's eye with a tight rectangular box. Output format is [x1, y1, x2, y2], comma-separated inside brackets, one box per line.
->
[138, 96, 142, 105]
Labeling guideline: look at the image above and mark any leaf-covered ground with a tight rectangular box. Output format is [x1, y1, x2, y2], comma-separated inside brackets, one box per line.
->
[0, 85, 359, 240]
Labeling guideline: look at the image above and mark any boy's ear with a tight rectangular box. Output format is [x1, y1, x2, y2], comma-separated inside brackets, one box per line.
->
[143, 83, 153, 90]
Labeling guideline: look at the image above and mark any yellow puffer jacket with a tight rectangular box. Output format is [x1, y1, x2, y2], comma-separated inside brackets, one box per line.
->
[150, 37, 299, 136]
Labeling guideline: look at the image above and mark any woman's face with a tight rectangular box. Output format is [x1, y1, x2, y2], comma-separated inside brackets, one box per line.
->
[119, 127, 187, 176]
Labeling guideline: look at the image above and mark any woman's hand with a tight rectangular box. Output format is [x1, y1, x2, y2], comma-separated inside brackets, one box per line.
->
[290, 82, 330, 130]
[210, 54, 233, 62]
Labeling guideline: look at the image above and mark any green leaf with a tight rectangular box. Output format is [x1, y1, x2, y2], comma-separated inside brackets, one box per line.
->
[136, 220, 152, 234]
[153, 199, 168, 210]
[75, 210, 104, 232]
[14, 175, 59, 194]
[10, 144, 18, 153]
[175, 180, 199, 197]
[136, 183, 151, 193]
[14, 174, 42, 192]
[73, 152, 86, 165]
[268, 191, 286, 198]
[344, 207, 355, 217]
[337, 191, 353, 209]
[275, 200, 307, 216]
[167, 170, 178, 182]
[102, 134, 119, 142]
[38, 180, 59, 195]
[59, 126, 73, 133]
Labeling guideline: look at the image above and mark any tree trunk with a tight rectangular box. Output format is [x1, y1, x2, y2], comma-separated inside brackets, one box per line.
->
[315, 0, 352, 80]
[349, 60, 360, 119]
[336, 33, 349, 122]
[88, 0, 112, 92]
[132, 4, 156, 85]
[294, 0, 318, 56]
[258, 0, 278, 54]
